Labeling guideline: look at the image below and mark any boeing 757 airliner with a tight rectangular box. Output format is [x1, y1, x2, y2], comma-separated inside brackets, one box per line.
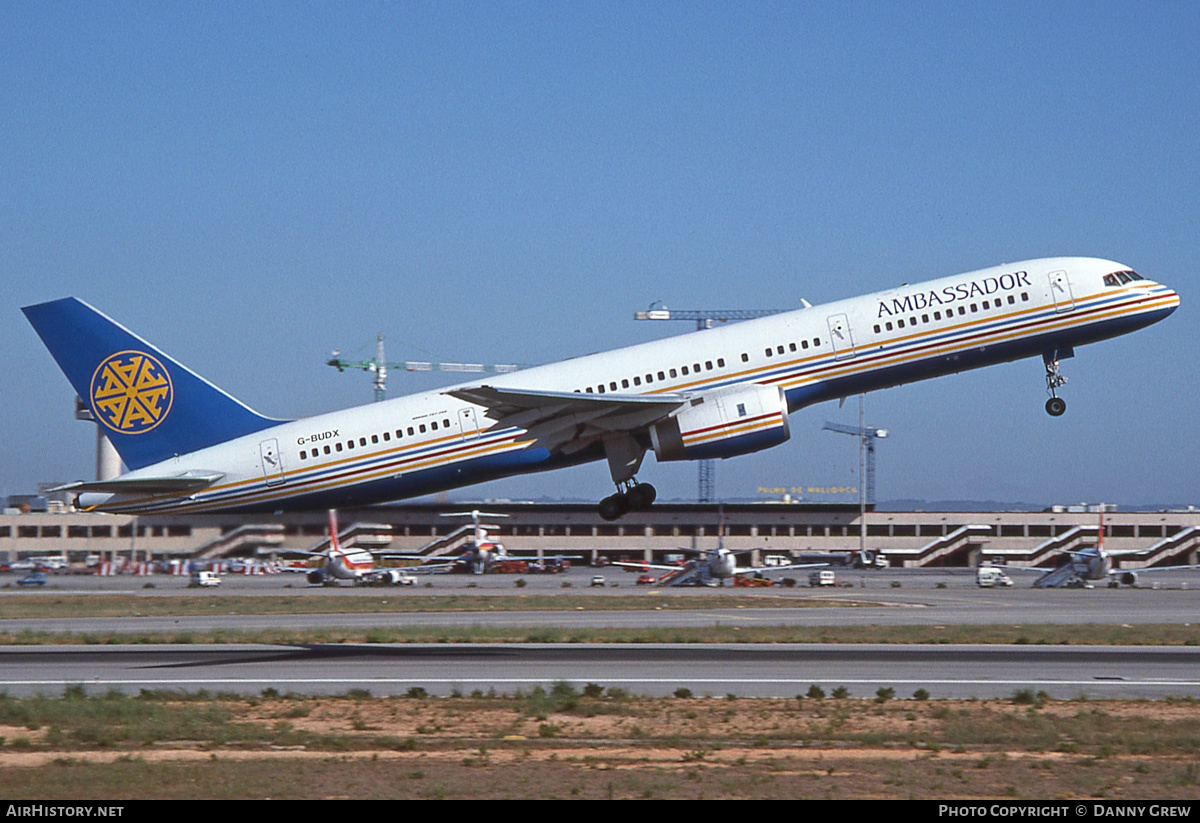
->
[23, 257, 1178, 520]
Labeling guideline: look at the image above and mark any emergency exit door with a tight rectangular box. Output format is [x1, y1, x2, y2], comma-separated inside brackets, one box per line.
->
[827, 313, 856, 360]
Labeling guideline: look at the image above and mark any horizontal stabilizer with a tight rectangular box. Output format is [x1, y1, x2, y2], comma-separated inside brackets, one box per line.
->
[51, 472, 225, 495]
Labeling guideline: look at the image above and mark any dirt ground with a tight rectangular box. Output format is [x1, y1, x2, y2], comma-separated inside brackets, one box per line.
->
[1, 694, 1198, 799]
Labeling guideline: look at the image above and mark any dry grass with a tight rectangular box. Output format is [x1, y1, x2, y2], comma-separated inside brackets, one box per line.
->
[4, 622, 1200, 647]
[0, 592, 828, 619]
[0, 688, 1198, 799]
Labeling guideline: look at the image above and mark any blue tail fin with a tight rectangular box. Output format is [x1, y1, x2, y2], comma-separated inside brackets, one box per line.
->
[23, 297, 280, 470]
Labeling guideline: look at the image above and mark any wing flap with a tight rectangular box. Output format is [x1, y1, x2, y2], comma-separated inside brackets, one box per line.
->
[446, 385, 687, 453]
[448, 385, 684, 418]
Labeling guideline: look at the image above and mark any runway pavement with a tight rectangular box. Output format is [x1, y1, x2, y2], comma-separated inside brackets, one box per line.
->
[3, 566, 1198, 633]
[2, 642, 1198, 699]
[3, 566, 1198, 699]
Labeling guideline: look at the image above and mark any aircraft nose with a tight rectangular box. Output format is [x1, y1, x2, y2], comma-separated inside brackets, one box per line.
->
[1159, 286, 1181, 315]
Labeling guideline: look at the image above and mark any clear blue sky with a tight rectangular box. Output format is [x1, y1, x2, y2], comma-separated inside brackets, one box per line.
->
[3, 1, 1198, 507]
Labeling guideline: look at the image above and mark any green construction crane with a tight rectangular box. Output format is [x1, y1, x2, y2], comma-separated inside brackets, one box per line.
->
[328, 333, 522, 402]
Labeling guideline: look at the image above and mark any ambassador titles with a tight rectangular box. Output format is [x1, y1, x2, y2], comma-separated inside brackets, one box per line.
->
[878, 271, 1032, 318]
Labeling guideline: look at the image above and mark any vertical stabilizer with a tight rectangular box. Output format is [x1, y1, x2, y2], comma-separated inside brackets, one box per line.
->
[327, 509, 342, 556]
[23, 297, 280, 470]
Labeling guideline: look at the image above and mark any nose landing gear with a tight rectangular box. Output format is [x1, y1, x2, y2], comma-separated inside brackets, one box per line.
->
[1043, 351, 1068, 417]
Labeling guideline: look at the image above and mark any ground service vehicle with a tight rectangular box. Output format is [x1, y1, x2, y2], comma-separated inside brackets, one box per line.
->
[976, 566, 1014, 588]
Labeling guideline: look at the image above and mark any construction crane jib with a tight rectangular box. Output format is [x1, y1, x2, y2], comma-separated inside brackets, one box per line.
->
[328, 333, 521, 402]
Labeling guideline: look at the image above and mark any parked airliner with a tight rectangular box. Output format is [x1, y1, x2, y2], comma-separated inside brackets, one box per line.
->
[284, 509, 413, 586]
[24, 257, 1177, 520]
[615, 507, 826, 584]
[1021, 511, 1200, 588]
[615, 546, 826, 586]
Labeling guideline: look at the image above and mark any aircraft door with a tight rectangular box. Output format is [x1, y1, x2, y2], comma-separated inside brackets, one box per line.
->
[827, 313, 856, 360]
[259, 438, 286, 486]
[457, 407, 481, 440]
[1049, 270, 1075, 313]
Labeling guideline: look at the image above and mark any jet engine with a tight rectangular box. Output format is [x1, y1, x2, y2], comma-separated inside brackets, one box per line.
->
[651, 384, 790, 461]
[306, 569, 328, 585]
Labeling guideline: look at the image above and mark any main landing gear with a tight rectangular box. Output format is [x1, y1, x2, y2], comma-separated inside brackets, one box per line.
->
[598, 433, 655, 520]
[1043, 351, 1068, 417]
[599, 481, 656, 521]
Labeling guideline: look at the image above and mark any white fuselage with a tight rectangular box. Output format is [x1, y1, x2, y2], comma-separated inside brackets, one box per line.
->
[92, 257, 1178, 514]
[707, 549, 738, 579]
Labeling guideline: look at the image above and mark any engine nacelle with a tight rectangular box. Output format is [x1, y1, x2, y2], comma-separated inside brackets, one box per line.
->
[1117, 571, 1138, 587]
[306, 569, 327, 586]
[651, 384, 790, 462]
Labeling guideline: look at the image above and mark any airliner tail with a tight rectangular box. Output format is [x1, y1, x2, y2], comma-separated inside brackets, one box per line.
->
[23, 297, 279, 470]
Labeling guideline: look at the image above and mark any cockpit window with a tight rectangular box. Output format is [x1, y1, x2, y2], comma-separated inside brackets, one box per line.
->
[1104, 270, 1143, 287]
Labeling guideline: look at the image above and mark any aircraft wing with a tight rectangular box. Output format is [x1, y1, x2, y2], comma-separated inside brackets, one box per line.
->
[731, 562, 830, 574]
[1105, 548, 1200, 571]
[1115, 564, 1200, 573]
[445, 385, 687, 454]
[373, 553, 463, 573]
[370, 563, 454, 577]
[50, 472, 225, 495]
[397, 564, 456, 575]
[1047, 549, 1200, 574]
[612, 561, 686, 572]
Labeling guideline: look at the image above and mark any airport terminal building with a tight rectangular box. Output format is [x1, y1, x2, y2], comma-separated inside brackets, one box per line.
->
[2, 502, 1199, 572]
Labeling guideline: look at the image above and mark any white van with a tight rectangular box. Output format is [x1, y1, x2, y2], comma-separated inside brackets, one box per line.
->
[190, 570, 222, 587]
[808, 570, 836, 587]
[976, 567, 1013, 588]
[30, 555, 68, 570]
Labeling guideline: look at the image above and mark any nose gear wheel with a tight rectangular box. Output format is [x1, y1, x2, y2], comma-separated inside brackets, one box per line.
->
[1044, 356, 1067, 416]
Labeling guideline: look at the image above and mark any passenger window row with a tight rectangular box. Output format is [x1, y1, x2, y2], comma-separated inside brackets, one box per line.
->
[761, 338, 821, 359]
[298, 417, 453, 461]
[579, 357, 727, 394]
[872, 292, 1029, 335]
[576, 334, 829, 395]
